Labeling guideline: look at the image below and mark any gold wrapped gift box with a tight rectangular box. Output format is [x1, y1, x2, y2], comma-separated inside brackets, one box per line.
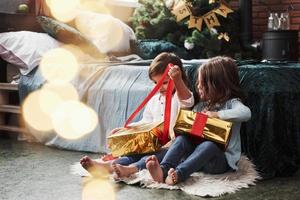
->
[107, 121, 163, 157]
[174, 109, 232, 150]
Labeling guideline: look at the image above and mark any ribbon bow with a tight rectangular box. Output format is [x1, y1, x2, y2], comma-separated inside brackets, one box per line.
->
[218, 32, 230, 42]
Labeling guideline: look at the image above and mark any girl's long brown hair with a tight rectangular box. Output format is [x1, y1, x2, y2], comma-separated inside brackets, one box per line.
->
[198, 56, 244, 109]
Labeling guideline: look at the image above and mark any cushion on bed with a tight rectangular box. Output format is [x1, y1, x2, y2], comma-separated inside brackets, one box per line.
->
[133, 39, 190, 60]
[36, 16, 105, 59]
[0, 31, 60, 75]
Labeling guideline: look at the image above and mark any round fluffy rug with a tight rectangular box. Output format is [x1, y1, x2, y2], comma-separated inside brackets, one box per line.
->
[71, 155, 260, 197]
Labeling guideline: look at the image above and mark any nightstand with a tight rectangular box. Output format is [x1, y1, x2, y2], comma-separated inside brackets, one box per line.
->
[0, 12, 43, 33]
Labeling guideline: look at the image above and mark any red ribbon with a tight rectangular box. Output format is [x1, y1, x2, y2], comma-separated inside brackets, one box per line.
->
[124, 63, 174, 145]
[191, 112, 208, 138]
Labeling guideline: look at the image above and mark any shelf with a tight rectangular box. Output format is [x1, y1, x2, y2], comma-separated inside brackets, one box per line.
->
[0, 104, 21, 114]
[0, 57, 24, 135]
[0, 83, 18, 91]
[0, 125, 27, 133]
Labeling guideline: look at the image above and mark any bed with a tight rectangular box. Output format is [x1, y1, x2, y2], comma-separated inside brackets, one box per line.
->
[18, 57, 201, 152]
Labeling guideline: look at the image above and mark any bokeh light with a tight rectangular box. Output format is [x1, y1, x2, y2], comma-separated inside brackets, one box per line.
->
[51, 101, 98, 139]
[40, 48, 79, 83]
[42, 82, 79, 102]
[38, 89, 63, 115]
[79, 0, 110, 14]
[75, 12, 124, 53]
[46, 0, 80, 22]
[62, 44, 92, 62]
[82, 178, 115, 200]
[22, 90, 55, 132]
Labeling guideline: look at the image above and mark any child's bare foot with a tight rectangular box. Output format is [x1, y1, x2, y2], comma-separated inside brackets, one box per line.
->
[80, 156, 114, 173]
[112, 164, 138, 178]
[146, 155, 164, 183]
[165, 168, 178, 185]
[80, 156, 93, 170]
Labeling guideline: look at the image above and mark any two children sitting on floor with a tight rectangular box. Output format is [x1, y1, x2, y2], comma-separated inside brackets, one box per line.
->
[80, 53, 251, 185]
[81, 52, 194, 178]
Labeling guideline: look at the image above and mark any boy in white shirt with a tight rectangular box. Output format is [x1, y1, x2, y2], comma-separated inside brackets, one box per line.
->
[80, 52, 194, 178]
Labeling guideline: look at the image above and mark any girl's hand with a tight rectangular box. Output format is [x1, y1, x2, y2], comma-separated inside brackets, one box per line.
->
[168, 65, 182, 81]
[202, 111, 219, 118]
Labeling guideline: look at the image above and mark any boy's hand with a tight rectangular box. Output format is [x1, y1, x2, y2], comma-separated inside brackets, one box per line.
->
[168, 65, 182, 81]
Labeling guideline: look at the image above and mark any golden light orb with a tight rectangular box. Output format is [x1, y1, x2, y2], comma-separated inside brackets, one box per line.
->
[79, 0, 110, 14]
[46, 0, 80, 22]
[75, 12, 124, 53]
[40, 48, 79, 83]
[42, 82, 79, 102]
[51, 101, 98, 140]
[82, 178, 115, 200]
[22, 90, 56, 132]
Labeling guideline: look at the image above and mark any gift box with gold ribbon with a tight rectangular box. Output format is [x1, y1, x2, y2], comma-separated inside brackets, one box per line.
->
[174, 109, 232, 150]
[107, 121, 164, 157]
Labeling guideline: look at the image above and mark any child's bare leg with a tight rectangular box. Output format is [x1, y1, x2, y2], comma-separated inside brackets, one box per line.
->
[112, 164, 138, 178]
[145, 155, 164, 183]
[165, 168, 178, 185]
[80, 156, 114, 173]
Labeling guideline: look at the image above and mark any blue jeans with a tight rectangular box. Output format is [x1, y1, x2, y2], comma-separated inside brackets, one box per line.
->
[160, 135, 230, 182]
[115, 148, 168, 170]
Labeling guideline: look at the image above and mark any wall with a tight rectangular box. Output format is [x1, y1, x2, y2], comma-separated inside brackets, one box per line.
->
[229, 0, 300, 58]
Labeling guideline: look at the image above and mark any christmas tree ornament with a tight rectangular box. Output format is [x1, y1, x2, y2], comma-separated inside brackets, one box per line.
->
[184, 39, 195, 50]
[203, 12, 220, 29]
[188, 16, 203, 31]
[165, 0, 175, 10]
[210, 28, 218, 35]
[171, 1, 192, 21]
[218, 32, 230, 41]
[213, 3, 234, 18]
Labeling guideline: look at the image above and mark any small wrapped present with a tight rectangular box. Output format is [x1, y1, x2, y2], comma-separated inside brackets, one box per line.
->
[174, 109, 232, 150]
[107, 121, 163, 157]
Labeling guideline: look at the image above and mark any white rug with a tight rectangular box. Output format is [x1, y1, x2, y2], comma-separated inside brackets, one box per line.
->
[70, 155, 260, 197]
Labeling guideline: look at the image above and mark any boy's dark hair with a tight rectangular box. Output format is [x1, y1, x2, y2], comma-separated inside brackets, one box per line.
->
[198, 56, 244, 109]
[149, 52, 188, 85]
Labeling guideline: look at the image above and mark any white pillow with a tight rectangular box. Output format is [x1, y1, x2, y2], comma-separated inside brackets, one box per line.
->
[74, 11, 136, 54]
[0, 31, 60, 75]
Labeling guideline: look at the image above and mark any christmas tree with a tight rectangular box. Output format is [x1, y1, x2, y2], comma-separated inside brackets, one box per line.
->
[131, 0, 242, 59]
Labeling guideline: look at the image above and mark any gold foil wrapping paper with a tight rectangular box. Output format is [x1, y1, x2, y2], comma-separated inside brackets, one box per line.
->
[107, 122, 163, 157]
[174, 109, 232, 150]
